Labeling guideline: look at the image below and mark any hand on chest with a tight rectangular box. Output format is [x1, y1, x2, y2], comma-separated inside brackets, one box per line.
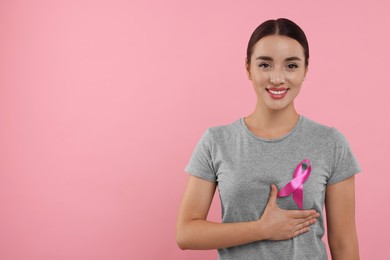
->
[216, 154, 329, 212]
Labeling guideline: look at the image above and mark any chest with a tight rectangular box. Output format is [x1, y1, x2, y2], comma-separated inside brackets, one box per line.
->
[213, 141, 332, 213]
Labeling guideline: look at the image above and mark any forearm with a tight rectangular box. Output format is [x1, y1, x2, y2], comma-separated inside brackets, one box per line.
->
[176, 219, 264, 250]
[176, 182, 319, 250]
[330, 246, 360, 260]
[329, 234, 360, 260]
[326, 176, 360, 260]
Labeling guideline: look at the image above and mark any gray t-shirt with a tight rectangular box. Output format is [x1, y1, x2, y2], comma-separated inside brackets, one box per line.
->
[184, 114, 362, 260]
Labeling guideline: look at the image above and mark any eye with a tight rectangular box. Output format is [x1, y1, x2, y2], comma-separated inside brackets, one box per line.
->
[258, 63, 271, 69]
[287, 63, 299, 69]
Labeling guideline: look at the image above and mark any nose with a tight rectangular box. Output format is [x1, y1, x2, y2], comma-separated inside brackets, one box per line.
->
[270, 70, 285, 85]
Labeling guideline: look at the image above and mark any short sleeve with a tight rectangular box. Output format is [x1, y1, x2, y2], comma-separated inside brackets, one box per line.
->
[327, 127, 363, 185]
[184, 128, 217, 182]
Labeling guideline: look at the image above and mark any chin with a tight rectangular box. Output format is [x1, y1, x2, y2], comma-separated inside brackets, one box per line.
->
[265, 102, 293, 111]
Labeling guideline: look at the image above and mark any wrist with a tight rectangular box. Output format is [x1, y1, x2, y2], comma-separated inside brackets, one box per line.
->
[253, 219, 268, 241]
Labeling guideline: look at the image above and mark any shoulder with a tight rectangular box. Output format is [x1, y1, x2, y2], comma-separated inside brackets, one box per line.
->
[301, 116, 352, 152]
[302, 116, 342, 140]
[203, 118, 241, 144]
[302, 116, 332, 133]
[205, 118, 241, 136]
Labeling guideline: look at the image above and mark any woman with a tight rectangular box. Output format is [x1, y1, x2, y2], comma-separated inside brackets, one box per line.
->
[176, 18, 362, 260]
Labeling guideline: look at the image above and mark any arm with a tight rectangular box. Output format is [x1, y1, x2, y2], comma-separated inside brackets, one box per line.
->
[176, 175, 320, 250]
[325, 176, 360, 260]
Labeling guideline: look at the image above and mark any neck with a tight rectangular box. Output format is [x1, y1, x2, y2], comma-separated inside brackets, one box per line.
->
[244, 104, 300, 138]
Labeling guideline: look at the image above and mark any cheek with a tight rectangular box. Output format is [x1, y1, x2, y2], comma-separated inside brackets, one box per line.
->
[252, 72, 270, 83]
[286, 73, 304, 85]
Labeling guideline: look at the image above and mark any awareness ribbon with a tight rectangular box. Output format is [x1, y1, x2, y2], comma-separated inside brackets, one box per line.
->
[277, 159, 311, 209]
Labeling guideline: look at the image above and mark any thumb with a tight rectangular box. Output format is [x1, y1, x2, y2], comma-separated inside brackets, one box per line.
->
[267, 184, 279, 208]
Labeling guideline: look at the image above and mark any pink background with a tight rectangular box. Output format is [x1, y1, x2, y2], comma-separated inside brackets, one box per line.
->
[0, 0, 389, 259]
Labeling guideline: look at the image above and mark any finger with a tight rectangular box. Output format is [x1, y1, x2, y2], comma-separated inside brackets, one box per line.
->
[289, 210, 318, 219]
[293, 226, 310, 238]
[266, 185, 278, 207]
[296, 218, 316, 230]
[296, 214, 318, 225]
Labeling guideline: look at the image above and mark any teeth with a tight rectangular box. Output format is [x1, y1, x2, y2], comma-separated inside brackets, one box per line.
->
[269, 89, 287, 95]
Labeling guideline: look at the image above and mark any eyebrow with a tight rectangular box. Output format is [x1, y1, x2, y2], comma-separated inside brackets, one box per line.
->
[255, 56, 302, 62]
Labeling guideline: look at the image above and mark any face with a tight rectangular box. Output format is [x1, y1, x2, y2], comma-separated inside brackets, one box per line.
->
[246, 35, 308, 112]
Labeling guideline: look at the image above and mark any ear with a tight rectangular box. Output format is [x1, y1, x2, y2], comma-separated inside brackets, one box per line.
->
[304, 64, 309, 79]
[245, 58, 251, 77]
[304, 60, 309, 75]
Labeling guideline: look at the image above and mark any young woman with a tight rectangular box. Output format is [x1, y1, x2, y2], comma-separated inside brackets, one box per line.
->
[176, 18, 362, 260]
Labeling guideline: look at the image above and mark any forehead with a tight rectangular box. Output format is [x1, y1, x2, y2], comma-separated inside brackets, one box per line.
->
[252, 35, 305, 59]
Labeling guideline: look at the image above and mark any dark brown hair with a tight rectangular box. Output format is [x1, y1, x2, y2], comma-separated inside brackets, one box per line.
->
[246, 18, 309, 67]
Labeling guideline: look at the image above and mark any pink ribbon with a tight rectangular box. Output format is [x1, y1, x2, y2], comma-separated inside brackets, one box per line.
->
[277, 159, 311, 209]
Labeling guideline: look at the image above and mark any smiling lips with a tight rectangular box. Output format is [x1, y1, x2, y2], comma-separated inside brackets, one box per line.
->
[266, 87, 289, 99]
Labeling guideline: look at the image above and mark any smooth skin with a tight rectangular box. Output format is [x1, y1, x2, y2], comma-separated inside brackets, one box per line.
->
[326, 176, 359, 260]
[176, 35, 359, 259]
